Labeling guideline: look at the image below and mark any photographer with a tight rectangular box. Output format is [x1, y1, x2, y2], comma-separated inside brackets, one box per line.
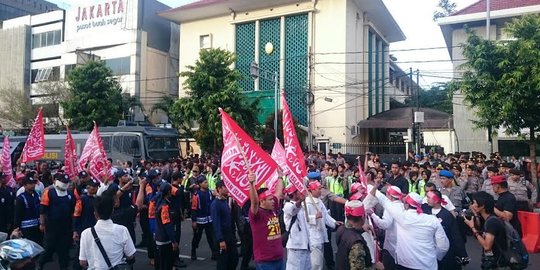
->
[463, 191, 509, 269]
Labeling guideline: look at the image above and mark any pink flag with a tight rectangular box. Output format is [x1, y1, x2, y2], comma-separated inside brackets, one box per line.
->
[358, 163, 368, 195]
[79, 122, 110, 180]
[64, 126, 79, 179]
[281, 91, 307, 195]
[2, 136, 16, 188]
[271, 138, 288, 174]
[220, 108, 279, 206]
[21, 108, 45, 162]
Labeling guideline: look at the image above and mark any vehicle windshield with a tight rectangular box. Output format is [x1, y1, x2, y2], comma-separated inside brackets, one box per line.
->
[145, 136, 180, 160]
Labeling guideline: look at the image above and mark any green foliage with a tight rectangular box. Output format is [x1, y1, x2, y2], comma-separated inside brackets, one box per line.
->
[62, 61, 124, 130]
[170, 48, 260, 153]
[456, 15, 540, 183]
[404, 82, 453, 114]
[260, 111, 307, 151]
[433, 0, 457, 21]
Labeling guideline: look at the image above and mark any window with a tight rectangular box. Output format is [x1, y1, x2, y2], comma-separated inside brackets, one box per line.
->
[65, 64, 76, 78]
[389, 68, 394, 85]
[121, 136, 140, 156]
[200, 34, 211, 49]
[102, 136, 111, 152]
[32, 67, 60, 83]
[113, 136, 122, 152]
[32, 30, 61, 48]
[105, 57, 130, 76]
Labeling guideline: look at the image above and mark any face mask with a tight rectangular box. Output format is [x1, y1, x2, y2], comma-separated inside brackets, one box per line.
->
[55, 180, 68, 191]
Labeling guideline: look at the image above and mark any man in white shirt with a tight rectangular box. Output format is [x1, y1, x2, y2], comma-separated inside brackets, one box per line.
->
[367, 188, 449, 270]
[283, 184, 311, 270]
[79, 194, 136, 270]
[370, 186, 404, 270]
[306, 181, 342, 270]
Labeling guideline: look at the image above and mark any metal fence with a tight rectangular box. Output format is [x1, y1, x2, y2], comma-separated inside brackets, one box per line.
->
[330, 142, 406, 155]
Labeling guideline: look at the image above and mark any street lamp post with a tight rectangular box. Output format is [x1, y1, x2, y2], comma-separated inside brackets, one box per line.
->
[250, 62, 279, 139]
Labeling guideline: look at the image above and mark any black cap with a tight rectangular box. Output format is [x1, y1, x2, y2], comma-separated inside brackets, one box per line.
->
[501, 162, 515, 169]
[509, 169, 522, 176]
[115, 169, 127, 178]
[148, 168, 161, 179]
[55, 173, 70, 183]
[159, 181, 172, 195]
[78, 171, 88, 178]
[196, 175, 207, 185]
[215, 180, 225, 189]
[22, 176, 37, 185]
[487, 166, 498, 173]
[87, 178, 100, 187]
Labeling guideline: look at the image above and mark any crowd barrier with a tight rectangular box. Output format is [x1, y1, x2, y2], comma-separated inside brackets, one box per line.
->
[518, 210, 540, 253]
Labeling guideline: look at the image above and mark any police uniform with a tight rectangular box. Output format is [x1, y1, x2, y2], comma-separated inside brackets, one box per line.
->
[72, 179, 98, 270]
[0, 173, 14, 233]
[155, 182, 176, 270]
[508, 175, 537, 211]
[38, 174, 76, 270]
[13, 176, 42, 245]
[191, 182, 216, 260]
[440, 186, 466, 213]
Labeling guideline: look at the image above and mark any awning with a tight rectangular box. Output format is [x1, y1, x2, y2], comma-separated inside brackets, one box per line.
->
[358, 107, 453, 130]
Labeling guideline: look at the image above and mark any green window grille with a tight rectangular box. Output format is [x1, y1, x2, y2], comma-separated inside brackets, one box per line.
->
[368, 31, 373, 117]
[235, 22, 256, 92]
[284, 14, 308, 126]
[381, 44, 385, 111]
[259, 18, 281, 92]
[375, 38, 380, 114]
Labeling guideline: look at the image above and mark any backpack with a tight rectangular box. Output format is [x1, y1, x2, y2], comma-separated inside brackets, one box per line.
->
[490, 217, 529, 270]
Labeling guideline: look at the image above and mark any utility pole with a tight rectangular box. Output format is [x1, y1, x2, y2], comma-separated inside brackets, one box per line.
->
[416, 69, 420, 155]
[486, 0, 491, 40]
[409, 67, 415, 153]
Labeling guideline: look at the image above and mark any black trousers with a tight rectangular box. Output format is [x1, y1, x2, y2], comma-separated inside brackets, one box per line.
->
[39, 221, 72, 269]
[155, 243, 174, 270]
[140, 208, 150, 245]
[382, 249, 397, 270]
[217, 239, 239, 270]
[240, 223, 253, 269]
[329, 200, 344, 222]
[21, 226, 42, 246]
[192, 222, 216, 254]
[324, 228, 335, 268]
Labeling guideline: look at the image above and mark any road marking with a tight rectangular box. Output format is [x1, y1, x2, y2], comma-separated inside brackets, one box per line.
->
[135, 248, 206, 261]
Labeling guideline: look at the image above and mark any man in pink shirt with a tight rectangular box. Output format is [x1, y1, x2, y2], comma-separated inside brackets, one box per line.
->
[248, 172, 284, 270]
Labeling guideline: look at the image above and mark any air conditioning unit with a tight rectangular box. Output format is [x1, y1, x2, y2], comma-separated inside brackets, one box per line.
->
[351, 125, 357, 135]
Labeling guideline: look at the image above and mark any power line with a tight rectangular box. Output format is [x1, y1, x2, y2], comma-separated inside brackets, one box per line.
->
[312, 45, 464, 55]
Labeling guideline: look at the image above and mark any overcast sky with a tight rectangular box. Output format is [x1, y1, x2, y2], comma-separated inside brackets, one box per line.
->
[50, 0, 480, 87]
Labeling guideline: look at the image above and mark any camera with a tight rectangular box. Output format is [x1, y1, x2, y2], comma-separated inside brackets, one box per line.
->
[461, 209, 474, 220]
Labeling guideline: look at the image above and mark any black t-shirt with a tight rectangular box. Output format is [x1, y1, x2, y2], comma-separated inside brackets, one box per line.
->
[483, 215, 507, 260]
[495, 191, 522, 236]
[387, 175, 409, 194]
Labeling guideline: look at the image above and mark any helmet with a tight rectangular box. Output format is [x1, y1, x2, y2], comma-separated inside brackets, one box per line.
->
[0, 239, 44, 262]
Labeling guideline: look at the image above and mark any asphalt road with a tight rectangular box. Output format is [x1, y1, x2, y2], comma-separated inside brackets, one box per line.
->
[40, 219, 540, 270]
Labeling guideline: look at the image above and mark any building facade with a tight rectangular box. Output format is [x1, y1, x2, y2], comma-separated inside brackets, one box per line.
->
[0, 0, 58, 22]
[0, 0, 179, 124]
[438, 0, 540, 156]
[160, 0, 407, 153]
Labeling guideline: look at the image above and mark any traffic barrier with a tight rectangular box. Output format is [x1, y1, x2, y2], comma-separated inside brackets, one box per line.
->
[518, 211, 540, 253]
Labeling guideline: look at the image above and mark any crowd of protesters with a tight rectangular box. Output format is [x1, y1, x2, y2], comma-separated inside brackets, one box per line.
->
[0, 149, 538, 270]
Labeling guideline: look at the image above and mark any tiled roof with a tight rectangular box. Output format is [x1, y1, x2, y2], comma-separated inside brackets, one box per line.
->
[453, 0, 540, 16]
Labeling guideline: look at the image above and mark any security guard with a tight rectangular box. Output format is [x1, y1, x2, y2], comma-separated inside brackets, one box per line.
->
[144, 168, 162, 265]
[155, 181, 178, 270]
[0, 172, 14, 233]
[74, 171, 91, 199]
[72, 178, 99, 270]
[13, 175, 42, 245]
[508, 169, 537, 211]
[171, 171, 187, 268]
[38, 173, 76, 270]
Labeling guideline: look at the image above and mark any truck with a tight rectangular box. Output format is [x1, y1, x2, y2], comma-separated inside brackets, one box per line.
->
[0, 126, 181, 166]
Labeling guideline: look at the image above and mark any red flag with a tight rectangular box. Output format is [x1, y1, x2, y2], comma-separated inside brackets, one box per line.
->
[220, 108, 279, 206]
[21, 108, 45, 162]
[79, 122, 110, 180]
[281, 91, 307, 195]
[64, 125, 79, 179]
[2, 136, 16, 188]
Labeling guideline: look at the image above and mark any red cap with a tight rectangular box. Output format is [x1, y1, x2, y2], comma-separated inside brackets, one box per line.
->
[491, 175, 506, 185]
[308, 181, 322, 191]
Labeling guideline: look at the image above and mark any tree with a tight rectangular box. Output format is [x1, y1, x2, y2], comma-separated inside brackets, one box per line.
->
[62, 61, 124, 130]
[152, 95, 195, 154]
[433, 0, 457, 21]
[121, 93, 145, 121]
[260, 111, 307, 151]
[170, 48, 260, 153]
[0, 84, 34, 127]
[34, 81, 71, 130]
[456, 15, 540, 187]
[404, 82, 453, 114]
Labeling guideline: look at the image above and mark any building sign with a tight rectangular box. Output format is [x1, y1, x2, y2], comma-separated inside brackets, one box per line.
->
[73, 0, 126, 33]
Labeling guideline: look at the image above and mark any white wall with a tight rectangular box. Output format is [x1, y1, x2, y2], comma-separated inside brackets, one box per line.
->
[423, 129, 456, 154]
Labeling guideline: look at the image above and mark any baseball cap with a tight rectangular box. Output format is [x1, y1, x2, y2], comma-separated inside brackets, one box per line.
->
[509, 169, 522, 176]
[491, 175, 506, 185]
[55, 173, 70, 183]
[78, 171, 88, 178]
[87, 178, 100, 187]
[22, 176, 37, 185]
[115, 169, 127, 178]
[148, 168, 161, 179]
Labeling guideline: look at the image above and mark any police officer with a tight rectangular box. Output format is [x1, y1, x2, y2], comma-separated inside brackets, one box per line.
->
[191, 177, 216, 260]
[74, 171, 90, 199]
[508, 169, 537, 211]
[438, 170, 466, 214]
[72, 178, 99, 270]
[0, 172, 14, 233]
[13, 175, 42, 245]
[144, 168, 163, 266]
[171, 171, 187, 268]
[155, 181, 178, 270]
[38, 173, 76, 270]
